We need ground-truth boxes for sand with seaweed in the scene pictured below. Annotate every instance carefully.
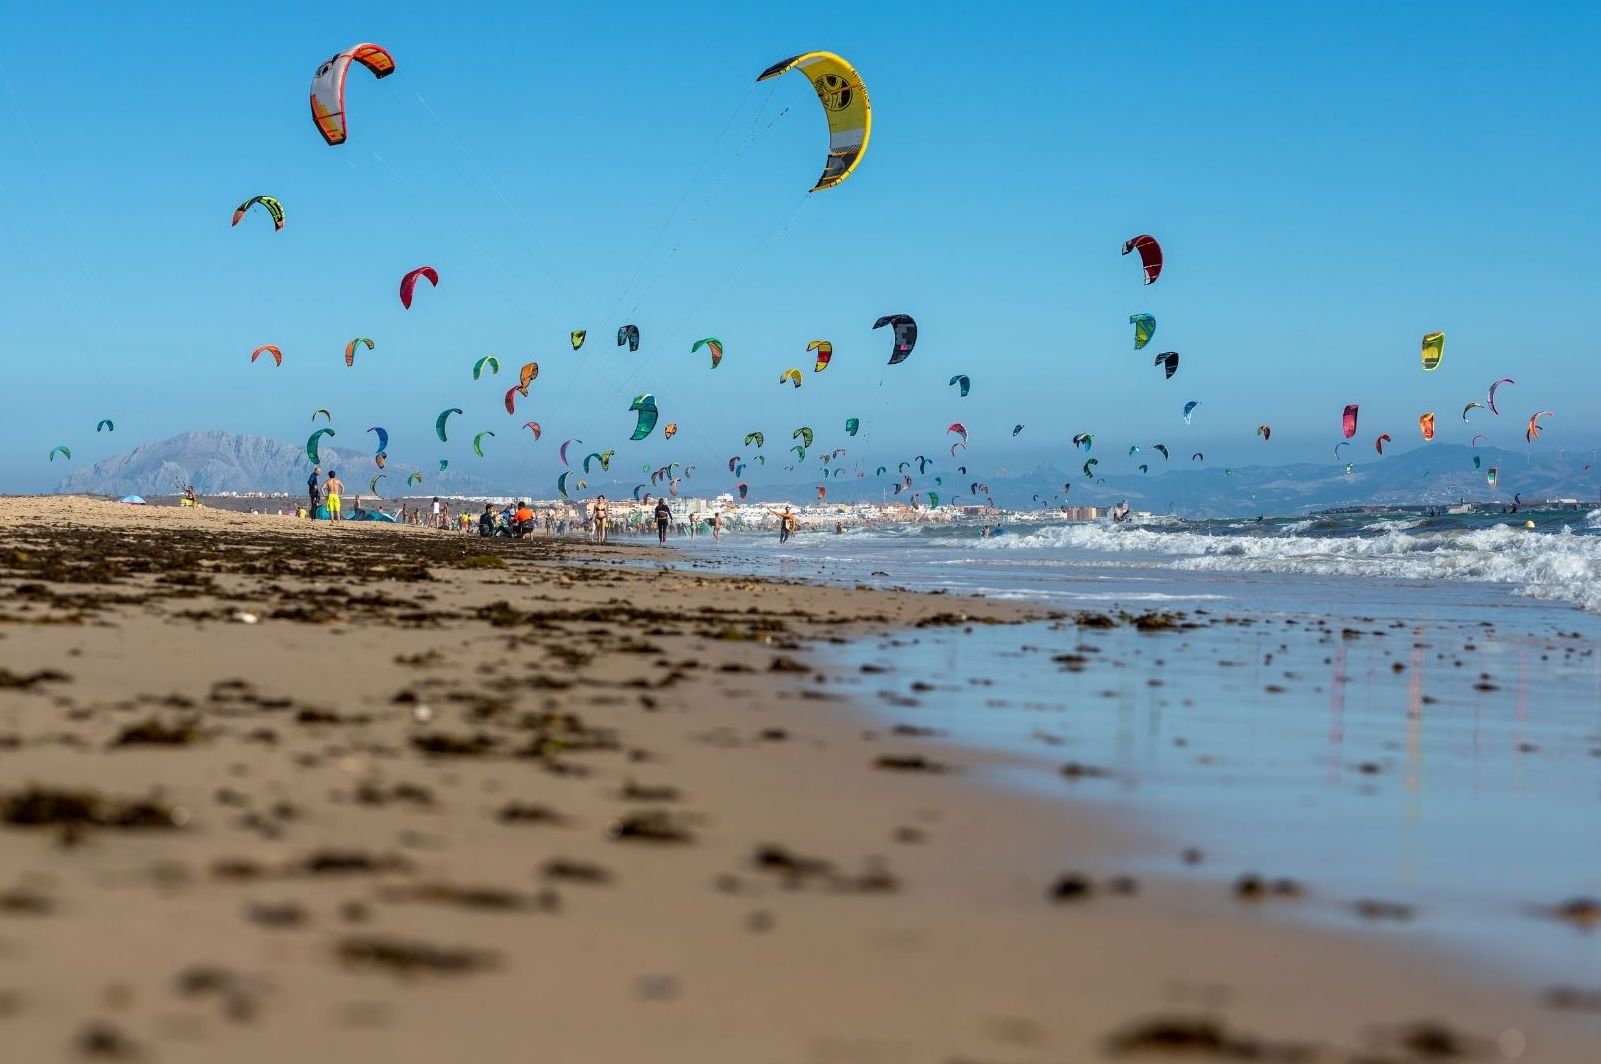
[0,498,1593,1062]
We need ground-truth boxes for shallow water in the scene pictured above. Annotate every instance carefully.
[655,515,1601,984]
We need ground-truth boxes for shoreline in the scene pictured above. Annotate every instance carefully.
[0,498,1594,1062]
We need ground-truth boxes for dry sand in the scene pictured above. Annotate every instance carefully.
[0,497,1593,1062]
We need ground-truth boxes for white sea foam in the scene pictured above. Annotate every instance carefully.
[972,521,1601,614]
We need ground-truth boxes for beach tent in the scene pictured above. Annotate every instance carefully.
[118,495,147,505]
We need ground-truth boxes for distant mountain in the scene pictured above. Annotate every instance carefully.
[56,430,491,498]
[753,444,1601,516]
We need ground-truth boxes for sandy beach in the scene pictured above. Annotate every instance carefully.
[0,497,1595,1063]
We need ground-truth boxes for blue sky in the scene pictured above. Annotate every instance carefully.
[1,1,1597,496]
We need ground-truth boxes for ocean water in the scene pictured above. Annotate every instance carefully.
[665,511,1601,983]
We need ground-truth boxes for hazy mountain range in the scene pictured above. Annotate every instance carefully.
[55,431,489,499]
[52,433,1598,517]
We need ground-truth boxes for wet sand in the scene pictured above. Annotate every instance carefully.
[0,497,1595,1062]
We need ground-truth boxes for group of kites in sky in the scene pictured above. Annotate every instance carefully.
[46,43,1554,509]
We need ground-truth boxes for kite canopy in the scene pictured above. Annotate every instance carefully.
[1488,377,1514,415]
[503,387,520,415]
[1130,313,1156,350]
[399,266,438,308]
[744,431,765,448]
[309,44,395,146]
[873,314,917,364]
[949,374,971,397]
[570,329,587,350]
[779,368,803,388]
[1183,401,1200,424]
[845,417,859,436]
[1012,425,1024,436]
[522,421,542,441]
[1153,351,1179,379]
[1526,410,1553,442]
[48,445,71,462]
[1122,234,1163,284]
[516,362,538,395]
[792,426,814,448]
[1256,424,1272,442]
[756,51,871,192]
[808,339,833,372]
[472,355,500,380]
[617,324,640,351]
[472,430,495,457]
[692,337,724,368]
[306,428,334,465]
[1072,433,1093,452]
[343,337,373,366]
[1461,401,1484,422]
[1421,331,1445,371]
[1342,404,1359,439]
[435,407,462,442]
[629,393,659,440]
[1419,412,1436,441]
[96,419,114,433]
[367,426,389,453]
[252,344,283,366]
[1375,433,1392,455]
[232,195,284,230]
[947,422,968,445]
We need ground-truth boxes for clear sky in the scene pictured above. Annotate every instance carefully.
[1,2,1597,496]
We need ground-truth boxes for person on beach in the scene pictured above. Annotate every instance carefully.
[592,495,609,544]
[654,498,672,545]
[307,467,321,515]
[430,497,442,529]
[479,503,496,537]
[514,500,533,538]
[325,470,345,521]
[711,511,722,542]
[769,506,797,544]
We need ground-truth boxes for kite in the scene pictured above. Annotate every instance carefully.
[1470,434,1487,449]
[438,459,448,471]
[693,337,724,368]
[1342,404,1359,439]
[1072,432,1093,452]
[48,445,70,461]
[1191,452,1203,462]
[557,471,574,498]
[808,339,833,372]
[1128,445,1140,457]
[399,266,438,309]
[1153,351,1179,379]
[1462,401,1484,421]
[311,408,331,423]
[727,456,740,473]
[503,386,520,415]
[1183,401,1200,424]
[583,452,611,475]
[251,344,283,367]
[1419,412,1435,441]
[845,417,859,436]
[1122,234,1163,284]
[343,337,373,367]
[779,368,803,388]
[1257,424,1271,442]
[663,422,679,440]
[949,374,971,397]
[1082,458,1099,479]
[367,426,388,454]
[1334,441,1350,460]
[793,426,814,448]
[1486,466,1499,488]
[472,430,495,457]
[1421,331,1445,371]
[1012,425,1024,436]
[791,445,806,461]
[374,453,385,469]
[1473,455,1482,470]
[1526,410,1553,442]
[559,439,581,466]
[629,393,659,440]
[1152,444,1170,460]
[407,472,423,487]
[1130,313,1156,350]
[231,195,284,231]
[617,324,640,351]
[873,314,917,364]
[1375,433,1392,455]
[523,421,541,441]
[368,473,386,495]
[517,361,538,394]
[435,407,462,443]
[816,485,826,501]
[736,482,749,499]
[947,422,968,445]
[1488,378,1514,415]
[755,51,871,191]
[309,43,395,146]
[571,329,586,350]
[96,420,114,433]
[472,355,500,379]
[306,428,334,465]
[744,431,765,448]
[1138,465,1148,474]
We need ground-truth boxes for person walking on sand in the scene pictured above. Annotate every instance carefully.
[654,498,672,546]
[711,510,722,542]
[431,497,442,529]
[307,466,322,515]
[324,470,345,521]
[592,495,609,544]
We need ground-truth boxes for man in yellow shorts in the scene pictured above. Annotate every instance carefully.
[325,470,345,521]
